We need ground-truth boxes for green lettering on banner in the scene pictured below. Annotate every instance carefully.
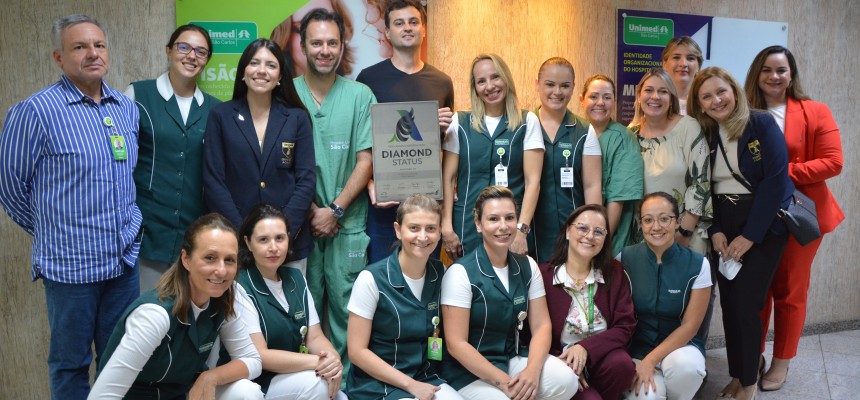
[190,21,258,54]
[623,16,674,46]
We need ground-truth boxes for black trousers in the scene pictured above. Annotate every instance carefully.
[713,194,788,386]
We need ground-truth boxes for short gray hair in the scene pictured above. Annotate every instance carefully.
[51,14,107,51]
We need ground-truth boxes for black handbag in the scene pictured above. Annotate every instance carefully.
[715,138,821,246]
[778,190,821,246]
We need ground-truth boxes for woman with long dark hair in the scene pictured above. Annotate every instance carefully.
[744,45,844,392]
[541,204,636,399]
[233,205,345,399]
[126,24,220,291]
[203,38,316,274]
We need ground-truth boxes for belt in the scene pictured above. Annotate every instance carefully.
[716,193,754,204]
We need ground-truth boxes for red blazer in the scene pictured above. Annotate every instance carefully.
[540,260,636,368]
[784,98,844,234]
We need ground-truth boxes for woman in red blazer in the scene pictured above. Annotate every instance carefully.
[540,204,636,399]
[744,45,844,391]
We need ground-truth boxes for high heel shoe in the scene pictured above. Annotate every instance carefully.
[759,366,788,391]
[760,357,790,391]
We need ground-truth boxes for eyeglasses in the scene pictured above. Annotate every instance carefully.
[640,215,676,227]
[572,223,607,240]
[174,42,210,58]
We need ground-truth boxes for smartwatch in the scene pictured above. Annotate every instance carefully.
[329,203,345,219]
[678,226,694,238]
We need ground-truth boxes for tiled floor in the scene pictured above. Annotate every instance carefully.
[695,329,860,399]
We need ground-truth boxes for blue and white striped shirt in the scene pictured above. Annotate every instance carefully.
[0,75,142,284]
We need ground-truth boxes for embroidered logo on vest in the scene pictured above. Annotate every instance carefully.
[428,301,438,310]
[513,295,526,305]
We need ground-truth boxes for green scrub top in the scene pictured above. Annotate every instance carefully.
[598,121,644,256]
[293,75,375,233]
[451,110,529,256]
[346,248,446,399]
[531,110,591,262]
[441,246,532,390]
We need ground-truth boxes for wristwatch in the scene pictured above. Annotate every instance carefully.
[516,223,531,235]
[329,203,345,219]
[678,226,694,238]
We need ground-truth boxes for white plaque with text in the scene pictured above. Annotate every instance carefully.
[371,101,442,202]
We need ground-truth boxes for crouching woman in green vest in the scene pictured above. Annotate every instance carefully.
[91,213,264,399]
[618,192,712,400]
[233,204,346,399]
[441,186,578,400]
[346,195,463,400]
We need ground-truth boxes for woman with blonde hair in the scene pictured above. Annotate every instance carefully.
[744,45,844,392]
[442,54,544,260]
[661,36,704,113]
[688,66,794,400]
[530,57,602,263]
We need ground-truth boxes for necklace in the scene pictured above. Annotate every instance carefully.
[309,90,324,107]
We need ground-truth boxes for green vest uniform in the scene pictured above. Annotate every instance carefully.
[531,110,590,262]
[97,290,225,399]
[132,79,220,264]
[236,266,309,393]
[452,111,530,255]
[346,249,446,399]
[622,242,705,359]
[442,246,533,390]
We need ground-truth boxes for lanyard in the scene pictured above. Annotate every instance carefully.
[568,283,596,333]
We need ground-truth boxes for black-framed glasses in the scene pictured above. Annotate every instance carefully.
[572,223,607,240]
[640,215,676,227]
[174,42,210,58]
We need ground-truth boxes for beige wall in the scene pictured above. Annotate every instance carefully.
[1,0,857,397]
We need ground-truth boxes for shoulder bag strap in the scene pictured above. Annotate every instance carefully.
[715,137,754,192]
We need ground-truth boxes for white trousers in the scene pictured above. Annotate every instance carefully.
[285,257,308,277]
[624,345,706,400]
[396,383,463,399]
[459,355,577,400]
[138,257,170,292]
[265,370,348,399]
[216,379,265,399]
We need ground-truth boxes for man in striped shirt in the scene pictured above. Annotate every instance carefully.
[0,14,141,400]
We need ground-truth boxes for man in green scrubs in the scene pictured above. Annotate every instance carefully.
[293,9,375,376]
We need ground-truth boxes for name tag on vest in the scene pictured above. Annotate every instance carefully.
[198,342,214,353]
[294,310,306,320]
[428,301,438,310]
[513,296,526,305]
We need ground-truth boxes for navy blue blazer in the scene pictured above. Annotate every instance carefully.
[708,111,794,243]
[203,98,316,260]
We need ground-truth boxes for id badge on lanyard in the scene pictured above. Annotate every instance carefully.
[104,116,127,161]
[495,147,508,187]
[427,316,443,361]
[560,149,573,188]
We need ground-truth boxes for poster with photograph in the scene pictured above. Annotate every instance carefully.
[616,9,787,125]
[176,0,428,100]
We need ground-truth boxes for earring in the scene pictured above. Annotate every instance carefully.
[566,235,569,240]
[277,81,281,86]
